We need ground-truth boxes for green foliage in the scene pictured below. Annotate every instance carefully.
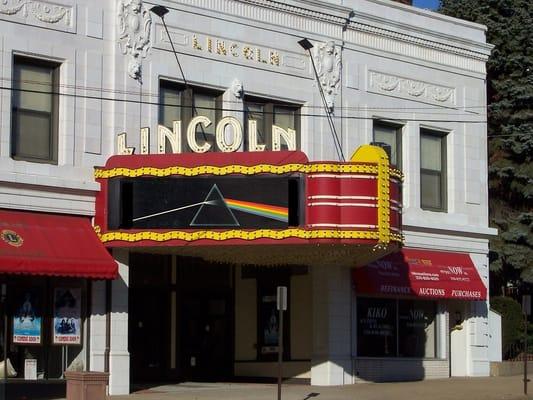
[491,296,524,350]
[440,0,533,291]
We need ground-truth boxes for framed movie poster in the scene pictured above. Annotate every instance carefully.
[52,288,82,345]
[260,294,279,355]
[13,288,42,344]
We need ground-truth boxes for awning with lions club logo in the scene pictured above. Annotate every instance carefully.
[0,209,117,279]
[353,248,487,300]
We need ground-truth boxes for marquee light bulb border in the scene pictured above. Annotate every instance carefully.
[94,145,403,246]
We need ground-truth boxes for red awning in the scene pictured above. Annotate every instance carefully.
[0,210,117,279]
[353,248,487,300]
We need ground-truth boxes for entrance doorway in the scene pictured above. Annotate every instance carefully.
[130,287,169,381]
[129,253,233,384]
[181,295,231,380]
[178,258,233,381]
[129,254,172,382]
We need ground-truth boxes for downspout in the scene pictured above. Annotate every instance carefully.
[86,280,92,371]
[104,279,112,374]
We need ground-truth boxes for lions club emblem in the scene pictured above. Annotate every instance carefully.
[1,230,23,247]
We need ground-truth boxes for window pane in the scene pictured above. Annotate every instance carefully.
[398,300,437,358]
[12,58,57,163]
[373,123,400,167]
[193,93,216,146]
[14,110,51,160]
[159,86,181,129]
[421,170,442,209]
[274,106,295,130]
[420,130,446,210]
[420,134,442,171]
[274,107,296,151]
[14,63,53,112]
[246,103,266,143]
[10,286,46,379]
[357,298,397,357]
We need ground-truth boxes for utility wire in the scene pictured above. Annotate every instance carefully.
[6,85,527,138]
[2,85,492,124]
[488,134,533,138]
[2,76,491,112]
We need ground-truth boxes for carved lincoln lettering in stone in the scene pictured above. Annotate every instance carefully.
[314,41,341,112]
[118,0,152,82]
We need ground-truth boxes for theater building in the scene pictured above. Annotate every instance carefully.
[0,0,495,395]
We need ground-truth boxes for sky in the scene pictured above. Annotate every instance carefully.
[412,0,440,10]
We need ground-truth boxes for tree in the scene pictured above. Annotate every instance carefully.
[491,296,523,356]
[439,0,533,294]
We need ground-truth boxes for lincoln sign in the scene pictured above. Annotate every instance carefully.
[116,117,297,155]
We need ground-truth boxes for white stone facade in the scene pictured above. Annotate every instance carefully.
[0,0,494,394]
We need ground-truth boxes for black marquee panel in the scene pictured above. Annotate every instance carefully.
[108,176,302,230]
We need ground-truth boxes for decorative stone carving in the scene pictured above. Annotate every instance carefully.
[430,86,454,103]
[28,1,69,23]
[118,0,152,83]
[372,73,400,92]
[0,1,71,26]
[230,79,244,99]
[314,41,341,112]
[0,1,26,16]
[369,71,456,106]
[405,80,426,97]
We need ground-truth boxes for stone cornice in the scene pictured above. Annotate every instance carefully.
[234,0,350,25]
[368,0,488,32]
[167,0,346,40]
[348,11,492,60]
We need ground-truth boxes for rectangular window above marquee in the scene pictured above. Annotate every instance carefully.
[159,81,222,153]
[244,97,301,152]
[131,80,302,155]
[373,120,402,170]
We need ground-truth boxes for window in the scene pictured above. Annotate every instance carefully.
[244,98,300,151]
[11,56,59,163]
[357,297,397,357]
[0,276,86,380]
[398,300,436,358]
[159,83,182,134]
[373,121,402,168]
[420,129,447,211]
[159,81,222,153]
[357,298,437,358]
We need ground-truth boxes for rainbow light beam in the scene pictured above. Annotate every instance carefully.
[224,198,288,223]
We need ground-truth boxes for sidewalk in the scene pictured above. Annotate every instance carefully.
[108,376,533,400]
